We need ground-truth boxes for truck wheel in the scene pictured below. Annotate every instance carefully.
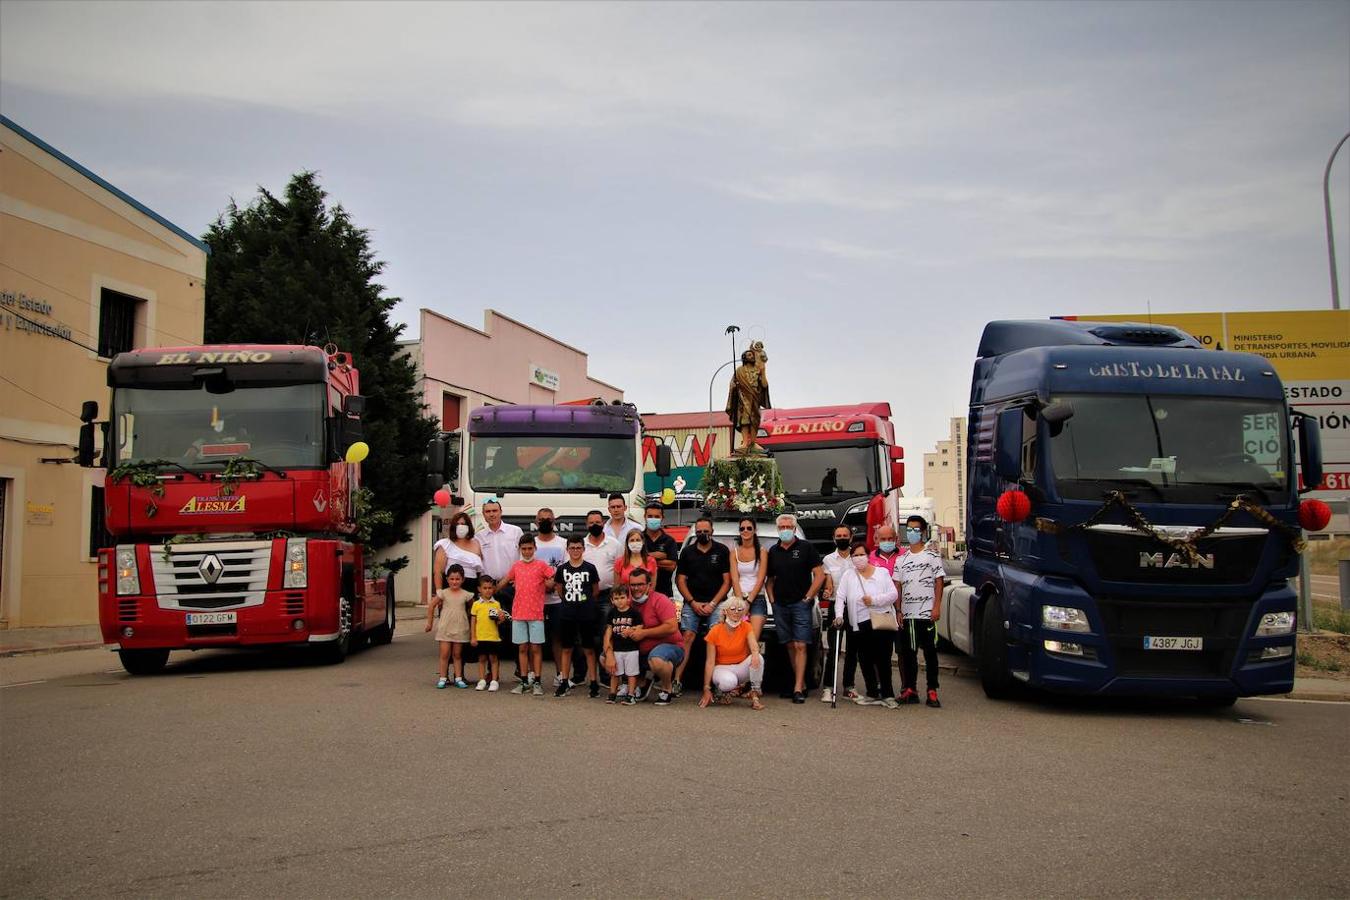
[370,596,395,646]
[118,648,169,675]
[978,595,1017,700]
[317,596,353,665]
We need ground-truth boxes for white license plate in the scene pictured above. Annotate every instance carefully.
[186,611,237,625]
[1143,635,1203,651]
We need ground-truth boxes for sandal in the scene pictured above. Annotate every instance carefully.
[749,693,765,711]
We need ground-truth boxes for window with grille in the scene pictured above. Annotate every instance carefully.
[98,288,142,358]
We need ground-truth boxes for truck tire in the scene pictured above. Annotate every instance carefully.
[118,648,169,675]
[369,577,394,647]
[316,595,353,665]
[978,594,1017,700]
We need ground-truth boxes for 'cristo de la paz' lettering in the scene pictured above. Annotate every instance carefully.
[1089,361,1246,382]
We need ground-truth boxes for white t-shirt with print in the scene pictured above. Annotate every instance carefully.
[892,548,944,620]
[533,535,568,604]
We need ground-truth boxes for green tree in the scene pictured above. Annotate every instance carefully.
[203,172,436,570]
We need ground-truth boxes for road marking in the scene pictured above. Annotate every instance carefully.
[0,680,47,689]
[1246,696,1350,706]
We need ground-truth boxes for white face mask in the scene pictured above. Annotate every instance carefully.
[851,556,868,570]
[628,542,643,553]
[724,612,745,627]
[455,524,470,539]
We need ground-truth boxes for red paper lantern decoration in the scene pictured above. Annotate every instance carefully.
[433,489,451,508]
[996,489,1031,523]
[1298,499,1331,532]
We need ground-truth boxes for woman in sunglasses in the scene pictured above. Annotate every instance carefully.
[731,517,770,641]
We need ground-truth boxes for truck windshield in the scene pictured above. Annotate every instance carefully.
[469,435,635,494]
[114,384,326,469]
[773,445,878,501]
[1048,394,1289,504]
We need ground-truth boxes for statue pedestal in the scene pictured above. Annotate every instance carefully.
[701,457,787,519]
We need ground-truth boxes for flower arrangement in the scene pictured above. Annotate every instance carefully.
[701,457,786,515]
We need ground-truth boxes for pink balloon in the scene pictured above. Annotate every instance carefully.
[433,489,451,507]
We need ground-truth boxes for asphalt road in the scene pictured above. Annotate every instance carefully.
[2,628,1347,899]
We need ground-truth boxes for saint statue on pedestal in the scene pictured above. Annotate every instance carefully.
[726,340,770,456]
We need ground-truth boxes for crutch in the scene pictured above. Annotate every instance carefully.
[831,618,844,709]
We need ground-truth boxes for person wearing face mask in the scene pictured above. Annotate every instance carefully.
[673,516,733,696]
[434,511,485,597]
[868,524,903,577]
[640,504,680,597]
[615,532,658,589]
[833,538,900,706]
[623,568,683,704]
[764,513,824,703]
[893,515,945,707]
[582,509,621,673]
[531,508,570,690]
[819,525,858,703]
[697,598,765,711]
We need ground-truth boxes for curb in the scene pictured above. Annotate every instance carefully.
[1282,689,1350,702]
[0,641,106,659]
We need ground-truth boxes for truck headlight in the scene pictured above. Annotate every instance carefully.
[845,502,868,518]
[1254,611,1295,637]
[116,545,140,596]
[1044,639,1085,657]
[1042,605,1091,633]
[284,538,308,589]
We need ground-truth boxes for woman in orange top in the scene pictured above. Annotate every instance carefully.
[697,597,765,710]
[614,533,658,588]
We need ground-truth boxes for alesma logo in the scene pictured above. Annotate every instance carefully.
[1139,551,1214,570]
[179,495,247,514]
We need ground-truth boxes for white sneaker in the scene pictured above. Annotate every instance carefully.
[475,679,487,691]
[488,680,500,692]
[616,685,630,698]
[820,688,833,703]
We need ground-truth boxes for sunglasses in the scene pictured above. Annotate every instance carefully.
[738,526,755,532]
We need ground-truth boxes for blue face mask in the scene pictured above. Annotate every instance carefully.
[905,528,924,544]
[879,540,897,553]
[778,529,795,543]
[646,517,662,531]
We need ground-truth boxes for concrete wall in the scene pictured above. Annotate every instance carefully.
[0,120,206,627]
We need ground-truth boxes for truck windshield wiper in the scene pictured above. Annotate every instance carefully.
[199,457,288,479]
[147,459,206,481]
[1211,483,1271,504]
[1088,477,1166,501]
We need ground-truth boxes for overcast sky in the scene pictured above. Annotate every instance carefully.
[3,0,1347,494]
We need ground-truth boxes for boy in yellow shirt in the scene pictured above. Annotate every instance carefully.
[470,578,507,691]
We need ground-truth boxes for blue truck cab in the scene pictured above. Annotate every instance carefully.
[959,319,1324,702]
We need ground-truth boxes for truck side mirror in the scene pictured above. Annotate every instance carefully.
[427,436,447,477]
[995,408,1023,482]
[654,444,672,477]
[80,400,99,423]
[342,395,366,417]
[78,422,97,467]
[1039,399,1074,436]
[889,446,904,489]
[1296,414,1323,493]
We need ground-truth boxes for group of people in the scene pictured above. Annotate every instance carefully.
[426,493,946,710]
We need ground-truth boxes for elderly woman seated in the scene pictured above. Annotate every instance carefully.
[697,597,766,711]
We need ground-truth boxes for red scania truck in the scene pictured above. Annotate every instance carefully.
[77,344,394,674]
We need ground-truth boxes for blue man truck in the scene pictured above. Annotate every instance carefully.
[937,319,1326,703]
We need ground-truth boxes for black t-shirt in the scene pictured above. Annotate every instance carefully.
[677,541,731,604]
[606,604,641,652]
[766,539,822,605]
[642,530,681,596]
[557,561,600,621]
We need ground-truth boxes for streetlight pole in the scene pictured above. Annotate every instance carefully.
[1323,131,1350,310]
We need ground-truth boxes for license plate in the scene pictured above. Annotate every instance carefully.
[1143,635,1203,651]
[186,611,237,625]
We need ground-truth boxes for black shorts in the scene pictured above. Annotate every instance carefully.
[558,617,598,648]
[473,639,501,657]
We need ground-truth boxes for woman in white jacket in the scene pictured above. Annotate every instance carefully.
[832,539,900,707]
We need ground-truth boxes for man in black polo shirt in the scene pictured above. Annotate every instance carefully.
[673,516,732,695]
[641,503,680,597]
[766,512,824,703]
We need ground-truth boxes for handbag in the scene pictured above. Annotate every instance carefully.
[852,569,897,631]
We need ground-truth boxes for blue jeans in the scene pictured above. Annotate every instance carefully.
[775,601,812,644]
[679,599,725,634]
[643,643,685,671]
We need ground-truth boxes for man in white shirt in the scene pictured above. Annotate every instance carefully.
[582,508,621,676]
[892,515,945,708]
[475,499,522,585]
[820,524,857,703]
[603,492,641,545]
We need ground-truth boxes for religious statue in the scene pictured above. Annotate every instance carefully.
[725,340,770,456]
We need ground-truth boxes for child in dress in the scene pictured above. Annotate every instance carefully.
[469,578,506,691]
[427,564,473,688]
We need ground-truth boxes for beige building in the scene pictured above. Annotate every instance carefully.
[922,416,967,543]
[0,116,208,628]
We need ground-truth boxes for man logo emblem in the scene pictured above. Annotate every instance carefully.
[198,554,224,584]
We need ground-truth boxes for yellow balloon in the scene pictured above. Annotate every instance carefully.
[660,488,676,506]
[345,441,370,464]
